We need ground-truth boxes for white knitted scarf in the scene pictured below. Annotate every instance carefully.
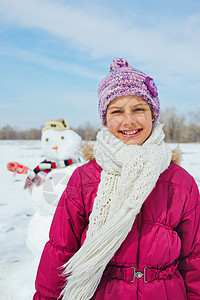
[61,122,172,300]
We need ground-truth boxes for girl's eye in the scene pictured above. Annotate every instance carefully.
[61,136,64,140]
[111,110,122,114]
[134,108,144,112]
[46,138,49,142]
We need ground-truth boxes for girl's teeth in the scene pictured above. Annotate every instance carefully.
[122,130,139,135]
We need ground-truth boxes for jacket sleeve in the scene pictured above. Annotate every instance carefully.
[177,178,200,300]
[33,168,88,299]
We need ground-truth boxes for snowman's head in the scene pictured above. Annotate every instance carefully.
[41,118,82,161]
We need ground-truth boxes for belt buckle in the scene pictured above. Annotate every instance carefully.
[130,267,148,283]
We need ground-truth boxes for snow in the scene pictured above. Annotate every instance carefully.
[0,140,200,299]
[0,140,42,300]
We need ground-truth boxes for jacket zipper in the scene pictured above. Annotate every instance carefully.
[136,208,143,296]
[136,209,142,265]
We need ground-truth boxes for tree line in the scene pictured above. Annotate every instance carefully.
[1,108,200,142]
[0,122,99,141]
[159,108,200,143]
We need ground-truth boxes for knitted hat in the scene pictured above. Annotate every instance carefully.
[98,58,160,124]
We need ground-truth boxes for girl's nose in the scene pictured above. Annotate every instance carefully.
[123,113,136,126]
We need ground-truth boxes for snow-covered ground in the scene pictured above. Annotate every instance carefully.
[0,140,200,300]
[0,140,42,300]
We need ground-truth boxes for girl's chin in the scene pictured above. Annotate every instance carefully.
[123,139,141,146]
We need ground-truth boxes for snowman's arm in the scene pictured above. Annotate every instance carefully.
[33,168,87,300]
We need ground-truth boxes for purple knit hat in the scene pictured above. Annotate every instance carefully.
[98,58,160,124]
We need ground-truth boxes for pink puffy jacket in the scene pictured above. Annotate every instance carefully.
[33,160,200,300]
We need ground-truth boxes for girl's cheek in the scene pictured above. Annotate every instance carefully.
[110,119,120,128]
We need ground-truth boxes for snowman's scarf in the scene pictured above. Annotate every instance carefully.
[24,158,80,190]
[61,122,172,300]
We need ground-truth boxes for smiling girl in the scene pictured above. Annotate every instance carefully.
[33,58,200,300]
[106,95,154,145]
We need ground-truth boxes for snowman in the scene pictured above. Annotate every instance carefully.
[25,118,84,257]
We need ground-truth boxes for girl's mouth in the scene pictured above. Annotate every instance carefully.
[120,129,142,137]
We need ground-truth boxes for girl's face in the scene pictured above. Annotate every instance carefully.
[105,95,154,146]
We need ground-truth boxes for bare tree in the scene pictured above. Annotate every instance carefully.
[159,108,186,142]
[73,122,99,140]
[187,111,200,142]
[0,126,41,140]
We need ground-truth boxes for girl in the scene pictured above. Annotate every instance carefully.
[33,58,200,300]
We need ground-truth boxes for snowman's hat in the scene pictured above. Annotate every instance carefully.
[42,118,70,133]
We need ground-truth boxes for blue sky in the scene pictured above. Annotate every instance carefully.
[0,0,200,130]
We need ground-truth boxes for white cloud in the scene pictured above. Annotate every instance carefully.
[0,46,103,80]
[0,0,199,76]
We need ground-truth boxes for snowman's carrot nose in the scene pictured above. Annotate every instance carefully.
[52,146,58,150]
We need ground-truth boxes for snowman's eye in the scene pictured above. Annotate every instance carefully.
[46,138,49,142]
[61,136,64,140]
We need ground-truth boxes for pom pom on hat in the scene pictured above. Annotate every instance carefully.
[98,58,160,124]
[109,58,131,72]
